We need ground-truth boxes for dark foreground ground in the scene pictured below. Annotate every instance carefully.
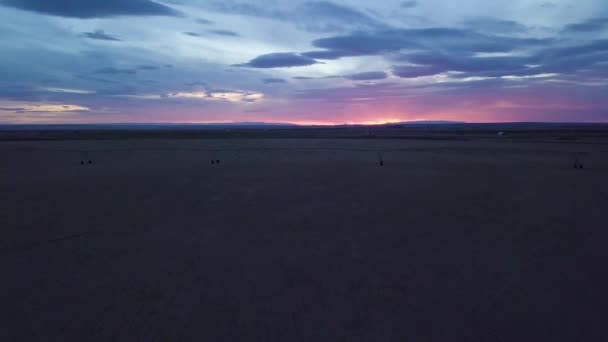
[2,137,608,341]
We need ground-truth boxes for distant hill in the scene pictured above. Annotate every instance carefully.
[393,120,467,125]
[0,122,298,130]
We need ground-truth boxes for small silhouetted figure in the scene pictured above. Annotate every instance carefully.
[80,151,93,165]
[211,160,215,165]
[216,159,220,164]
[378,152,384,166]
[573,157,584,169]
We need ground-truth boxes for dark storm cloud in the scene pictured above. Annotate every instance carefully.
[345,71,388,81]
[208,29,240,37]
[95,67,138,75]
[462,18,527,34]
[81,30,121,41]
[262,78,287,84]
[563,17,608,33]
[235,53,319,68]
[400,1,418,8]
[0,0,179,18]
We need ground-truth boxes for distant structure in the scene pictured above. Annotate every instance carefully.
[80,151,93,165]
[378,152,384,166]
[573,155,584,169]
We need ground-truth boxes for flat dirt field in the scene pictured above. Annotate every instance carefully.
[2,138,608,341]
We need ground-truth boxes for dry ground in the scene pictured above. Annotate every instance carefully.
[1,138,608,341]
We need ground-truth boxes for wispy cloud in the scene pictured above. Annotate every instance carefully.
[81,30,122,41]
[0,101,90,113]
[94,67,138,75]
[262,78,287,84]
[208,29,240,37]
[39,87,95,94]
[167,90,264,102]
[400,1,418,8]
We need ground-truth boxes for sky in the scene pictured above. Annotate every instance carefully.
[0,0,607,124]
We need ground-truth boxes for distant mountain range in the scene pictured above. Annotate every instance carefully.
[1,121,607,131]
[0,122,299,130]
[386,120,467,125]
[0,121,459,130]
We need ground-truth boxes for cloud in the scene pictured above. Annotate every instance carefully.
[311,30,419,56]
[0,0,179,18]
[389,37,608,80]
[81,30,121,41]
[392,65,449,78]
[301,50,362,60]
[400,1,418,8]
[538,39,608,61]
[262,78,287,84]
[95,67,138,74]
[185,30,240,37]
[235,53,319,68]
[0,103,90,113]
[462,18,527,34]
[138,65,159,70]
[166,90,264,103]
[293,1,385,32]
[196,18,214,25]
[563,17,608,33]
[345,71,388,81]
[305,28,540,59]
[208,29,240,37]
[540,2,557,9]
[39,87,95,94]
[207,0,384,33]
[394,52,542,78]
[208,1,285,18]
[307,28,546,61]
